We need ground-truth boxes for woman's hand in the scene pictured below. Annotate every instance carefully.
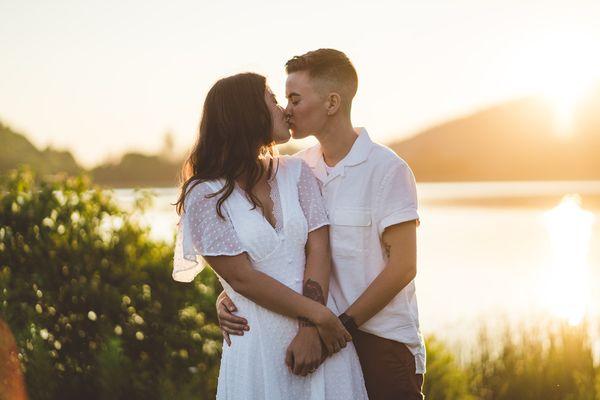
[313,307,352,355]
[285,327,324,376]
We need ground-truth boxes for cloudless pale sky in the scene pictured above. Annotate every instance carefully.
[1,0,599,167]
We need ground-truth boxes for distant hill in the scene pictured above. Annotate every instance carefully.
[0,122,82,176]
[390,87,600,182]
[2,86,599,185]
[0,121,184,187]
[90,153,182,188]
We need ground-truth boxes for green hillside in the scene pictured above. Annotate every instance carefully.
[0,122,82,176]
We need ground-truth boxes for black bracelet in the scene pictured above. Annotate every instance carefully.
[338,313,359,337]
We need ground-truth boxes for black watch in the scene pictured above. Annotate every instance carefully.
[338,313,359,337]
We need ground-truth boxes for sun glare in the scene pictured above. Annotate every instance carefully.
[539,195,596,325]
[532,31,600,137]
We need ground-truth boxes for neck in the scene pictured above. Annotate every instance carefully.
[237,157,272,188]
[315,116,358,167]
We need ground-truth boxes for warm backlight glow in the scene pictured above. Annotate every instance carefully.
[539,195,595,325]
[542,77,594,138]
[534,31,600,137]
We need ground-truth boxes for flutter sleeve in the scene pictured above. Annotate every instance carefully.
[172,182,246,282]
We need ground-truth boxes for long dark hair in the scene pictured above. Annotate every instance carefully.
[175,72,276,218]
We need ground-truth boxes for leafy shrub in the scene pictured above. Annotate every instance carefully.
[0,168,222,400]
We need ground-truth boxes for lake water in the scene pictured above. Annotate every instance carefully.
[113,181,600,351]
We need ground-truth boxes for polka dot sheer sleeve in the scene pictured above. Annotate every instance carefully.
[297,160,329,232]
[172,182,246,282]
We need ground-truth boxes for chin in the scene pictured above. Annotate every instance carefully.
[274,131,291,144]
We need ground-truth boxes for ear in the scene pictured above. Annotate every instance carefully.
[326,92,342,116]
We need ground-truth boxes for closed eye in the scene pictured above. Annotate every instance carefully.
[287,93,301,105]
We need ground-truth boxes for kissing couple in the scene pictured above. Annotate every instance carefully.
[173,48,425,400]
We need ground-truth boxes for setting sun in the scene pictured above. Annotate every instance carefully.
[533,30,600,137]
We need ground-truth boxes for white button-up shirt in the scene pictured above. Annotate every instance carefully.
[295,127,426,373]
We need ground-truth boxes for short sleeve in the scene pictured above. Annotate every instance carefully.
[297,160,329,232]
[172,182,246,282]
[375,161,420,236]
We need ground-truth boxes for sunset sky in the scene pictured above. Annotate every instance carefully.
[1,0,599,167]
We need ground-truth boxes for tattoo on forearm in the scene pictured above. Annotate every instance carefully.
[384,242,391,258]
[303,279,325,305]
[297,279,325,327]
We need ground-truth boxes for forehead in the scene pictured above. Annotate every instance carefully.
[285,71,315,95]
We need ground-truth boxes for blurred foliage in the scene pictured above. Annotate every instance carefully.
[423,321,599,400]
[1,166,599,399]
[467,321,599,400]
[424,336,475,400]
[0,167,222,399]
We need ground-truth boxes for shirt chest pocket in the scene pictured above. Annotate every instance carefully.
[330,208,371,257]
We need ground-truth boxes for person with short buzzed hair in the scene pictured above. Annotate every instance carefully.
[218,49,426,400]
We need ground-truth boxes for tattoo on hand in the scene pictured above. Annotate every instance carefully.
[297,279,325,327]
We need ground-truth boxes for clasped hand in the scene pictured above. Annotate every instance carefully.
[217,292,351,376]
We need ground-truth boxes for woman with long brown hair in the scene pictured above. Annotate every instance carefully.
[172,72,366,399]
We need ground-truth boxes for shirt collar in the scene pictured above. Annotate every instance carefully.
[305,127,372,167]
[304,127,373,183]
[337,127,373,168]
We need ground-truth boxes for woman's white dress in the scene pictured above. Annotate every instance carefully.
[173,156,367,400]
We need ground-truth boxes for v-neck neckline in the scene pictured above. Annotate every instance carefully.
[234,166,283,235]
[258,177,278,231]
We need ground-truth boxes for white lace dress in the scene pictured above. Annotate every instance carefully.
[173,156,367,400]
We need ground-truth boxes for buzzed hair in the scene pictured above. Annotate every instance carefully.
[285,48,358,109]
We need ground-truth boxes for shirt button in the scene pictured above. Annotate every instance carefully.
[287,258,293,264]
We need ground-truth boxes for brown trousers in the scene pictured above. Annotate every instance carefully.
[352,330,424,400]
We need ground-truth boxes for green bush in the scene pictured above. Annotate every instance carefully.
[0,167,222,400]
[423,335,475,400]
